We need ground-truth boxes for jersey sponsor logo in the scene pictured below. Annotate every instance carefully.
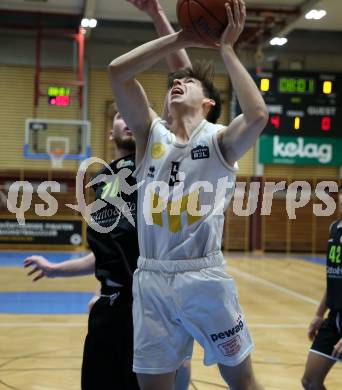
[91,201,136,224]
[116,159,134,169]
[151,191,203,233]
[169,162,180,186]
[327,266,342,278]
[147,166,155,179]
[210,317,244,343]
[151,142,166,160]
[67,158,140,233]
[218,335,242,357]
[101,178,120,200]
[191,144,210,160]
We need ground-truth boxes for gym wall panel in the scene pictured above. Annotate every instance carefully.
[213,75,229,125]
[88,68,113,165]
[0,65,81,171]
[237,147,255,176]
[139,71,169,117]
[0,66,33,170]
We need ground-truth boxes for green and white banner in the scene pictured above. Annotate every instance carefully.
[259,135,342,166]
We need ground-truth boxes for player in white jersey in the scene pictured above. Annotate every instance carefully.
[109,1,268,389]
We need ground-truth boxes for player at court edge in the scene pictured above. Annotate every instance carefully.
[302,188,342,390]
[23,0,192,389]
[109,0,268,389]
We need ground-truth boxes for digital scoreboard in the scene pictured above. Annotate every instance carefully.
[48,86,71,107]
[254,71,341,138]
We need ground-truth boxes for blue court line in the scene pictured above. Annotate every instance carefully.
[298,255,326,265]
[0,251,89,267]
[0,291,93,314]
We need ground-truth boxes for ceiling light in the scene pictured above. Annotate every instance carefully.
[305,9,327,20]
[81,18,97,29]
[270,37,288,46]
[89,19,98,28]
[81,18,90,28]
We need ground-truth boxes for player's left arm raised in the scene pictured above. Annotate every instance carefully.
[217,0,268,167]
[126,0,191,72]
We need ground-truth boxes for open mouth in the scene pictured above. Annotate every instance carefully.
[124,127,133,135]
[171,87,184,96]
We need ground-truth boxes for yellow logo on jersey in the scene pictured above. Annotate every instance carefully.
[151,190,203,233]
[101,177,120,200]
[151,142,166,160]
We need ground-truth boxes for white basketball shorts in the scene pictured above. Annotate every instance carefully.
[132,252,254,374]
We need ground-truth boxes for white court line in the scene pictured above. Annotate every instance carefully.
[0,322,307,329]
[228,266,319,306]
[250,324,307,329]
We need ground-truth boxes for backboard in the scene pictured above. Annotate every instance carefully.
[23,118,91,166]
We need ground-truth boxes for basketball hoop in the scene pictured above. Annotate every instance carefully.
[49,148,66,168]
[46,136,70,169]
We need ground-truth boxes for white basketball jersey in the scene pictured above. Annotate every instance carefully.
[134,117,237,260]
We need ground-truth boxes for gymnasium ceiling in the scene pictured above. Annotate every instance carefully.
[0,0,341,50]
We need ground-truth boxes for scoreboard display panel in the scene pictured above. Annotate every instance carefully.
[253,71,341,138]
[48,86,71,107]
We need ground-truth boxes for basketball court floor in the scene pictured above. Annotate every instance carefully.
[1,250,341,390]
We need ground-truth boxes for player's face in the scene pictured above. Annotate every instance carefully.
[168,77,207,114]
[109,113,135,150]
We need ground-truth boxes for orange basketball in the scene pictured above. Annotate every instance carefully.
[176,0,233,46]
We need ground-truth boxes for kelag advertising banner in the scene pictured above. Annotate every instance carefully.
[0,219,83,245]
[258,135,342,166]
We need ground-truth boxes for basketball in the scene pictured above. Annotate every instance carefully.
[176,0,233,45]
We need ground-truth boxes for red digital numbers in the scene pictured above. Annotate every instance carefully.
[49,96,70,107]
[270,115,280,129]
[321,116,331,132]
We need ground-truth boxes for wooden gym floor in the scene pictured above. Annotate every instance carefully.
[0,251,341,390]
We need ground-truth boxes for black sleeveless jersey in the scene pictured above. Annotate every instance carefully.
[86,154,139,296]
[326,219,342,311]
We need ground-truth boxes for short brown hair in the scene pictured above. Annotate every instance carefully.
[167,60,222,124]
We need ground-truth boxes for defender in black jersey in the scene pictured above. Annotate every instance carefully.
[82,152,139,390]
[24,112,140,389]
[302,214,342,389]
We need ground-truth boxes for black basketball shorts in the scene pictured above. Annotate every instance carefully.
[311,310,342,361]
[81,295,140,390]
